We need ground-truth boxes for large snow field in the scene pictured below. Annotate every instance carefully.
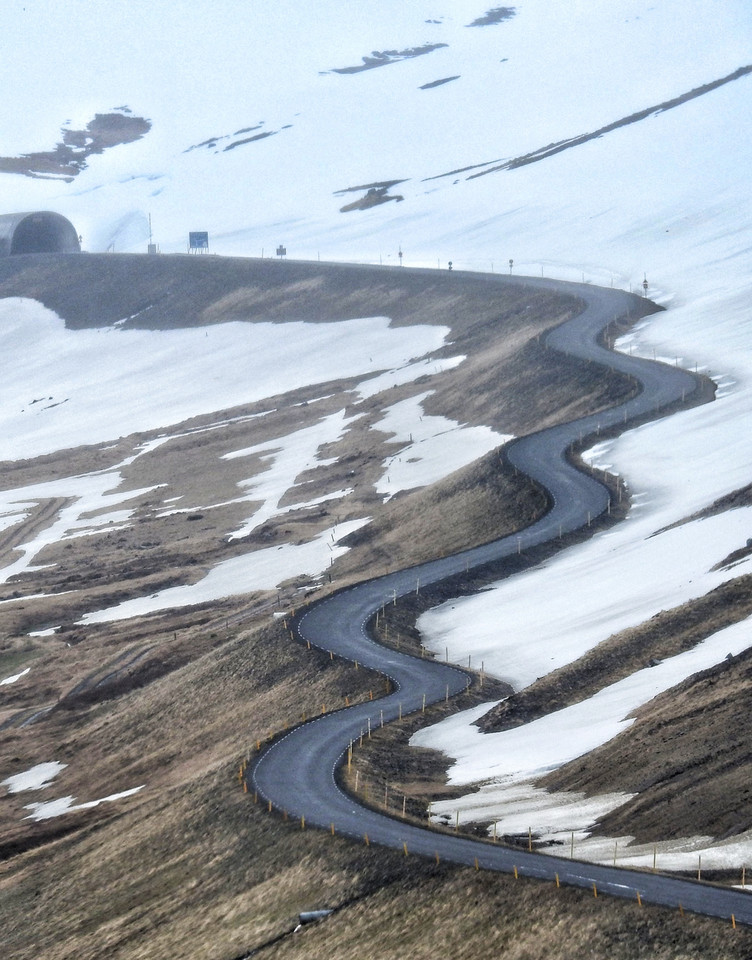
[0,299,449,461]
[417,613,752,870]
[0,300,504,615]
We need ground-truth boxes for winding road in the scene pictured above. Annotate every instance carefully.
[250,272,752,924]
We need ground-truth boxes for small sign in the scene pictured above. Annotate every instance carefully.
[276,244,287,258]
[189,231,209,252]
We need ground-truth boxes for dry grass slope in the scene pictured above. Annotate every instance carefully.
[0,255,744,957]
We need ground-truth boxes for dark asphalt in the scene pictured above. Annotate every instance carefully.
[249,272,750,925]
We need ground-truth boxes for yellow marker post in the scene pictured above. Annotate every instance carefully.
[513,866,518,880]
[732,914,736,929]
[474,857,479,871]
[403,842,409,856]
[636,891,642,907]
[301,815,305,829]
[364,833,370,846]
[330,823,335,836]
[555,873,560,888]
[593,883,598,899]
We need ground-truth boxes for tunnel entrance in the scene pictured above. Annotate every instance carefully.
[10,213,80,254]
[0,212,81,256]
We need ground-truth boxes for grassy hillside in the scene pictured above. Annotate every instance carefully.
[0,254,744,958]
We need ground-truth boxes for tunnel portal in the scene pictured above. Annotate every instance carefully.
[0,212,80,256]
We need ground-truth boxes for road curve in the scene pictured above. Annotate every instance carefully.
[250,272,751,924]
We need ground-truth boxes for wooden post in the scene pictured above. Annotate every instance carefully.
[402,795,406,818]
[301,815,305,829]
[555,873,560,888]
[698,854,702,881]
[570,832,574,859]
[528,827,532,852]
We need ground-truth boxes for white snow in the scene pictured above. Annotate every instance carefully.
[224,408,360,540]
[374,392,511,500]
[0,302,449,462]
[0,666,30,685]
[79,518,369,623]
[2,762,67,793]
[419,507,752,689]
[23,786,144,821]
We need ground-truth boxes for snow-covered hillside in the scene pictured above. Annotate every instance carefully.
[2,0,752,865]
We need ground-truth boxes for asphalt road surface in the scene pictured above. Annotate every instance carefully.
[250,272,752,924]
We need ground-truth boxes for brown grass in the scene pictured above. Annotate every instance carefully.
[0,254,743,956]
